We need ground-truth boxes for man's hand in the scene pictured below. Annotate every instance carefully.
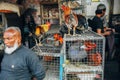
[29,33,32,36]
[104,31,111,35]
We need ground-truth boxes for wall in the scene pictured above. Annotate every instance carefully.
[86,0,109,17]
[113,0,120,14]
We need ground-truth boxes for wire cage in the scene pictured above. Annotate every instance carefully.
[31,32,63,80]
[62,31,105,80]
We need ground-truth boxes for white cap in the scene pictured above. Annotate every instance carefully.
[97,4,106,10]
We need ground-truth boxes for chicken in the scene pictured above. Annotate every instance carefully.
[35,22,51,36]
[40,22,51,33]
[61,5,71,17]
[61,5,78,35]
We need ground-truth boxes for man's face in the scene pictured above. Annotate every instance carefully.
[3,29,21,54]
[32,11,37,16]
[3,31,17,48]
[101,10,106,17]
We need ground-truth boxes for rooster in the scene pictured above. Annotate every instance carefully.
[61,5,78,35]
[35,22,51,36]
[35,22,51,46]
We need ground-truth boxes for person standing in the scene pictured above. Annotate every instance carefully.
[21,8,39,48]
[97,4,115,60]
[97,3,115,32]
[0,27,45,80]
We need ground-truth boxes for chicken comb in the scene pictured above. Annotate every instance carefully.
[61,5,71,16]
[46,22,51,30]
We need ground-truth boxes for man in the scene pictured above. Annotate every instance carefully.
[21,8,38,48]
[97,3,115,32]
[97,4,115,60]
[97,4,107,27]
[0,27,45,80]
[92,9,111,36]
[22,8,41,48]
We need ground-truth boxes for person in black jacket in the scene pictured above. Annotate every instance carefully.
[20,8,37,48]
[90,9,115,60]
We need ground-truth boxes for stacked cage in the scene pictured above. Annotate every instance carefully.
[63,31,105,80]
[31,33,63,80]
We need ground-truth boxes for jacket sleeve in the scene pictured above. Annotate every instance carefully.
[26,51,46,80]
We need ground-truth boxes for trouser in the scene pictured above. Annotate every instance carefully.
[106,33,115,60]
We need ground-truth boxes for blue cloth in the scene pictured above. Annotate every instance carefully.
[0,45,45,80]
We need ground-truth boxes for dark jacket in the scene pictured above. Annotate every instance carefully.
[0,45,45,80]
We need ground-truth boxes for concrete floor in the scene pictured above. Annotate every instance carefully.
[104,61,119,80]
[104,55,120,80]
[104,37,120,80]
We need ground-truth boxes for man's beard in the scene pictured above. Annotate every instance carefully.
[4,42,19,54]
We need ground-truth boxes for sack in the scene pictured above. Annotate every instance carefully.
[68,44,87,60]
